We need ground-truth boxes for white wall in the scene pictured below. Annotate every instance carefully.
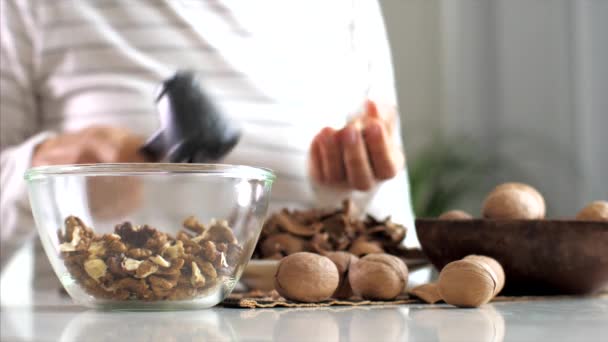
[380,0,607,216]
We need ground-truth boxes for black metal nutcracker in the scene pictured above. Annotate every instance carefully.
[140,71,241,163]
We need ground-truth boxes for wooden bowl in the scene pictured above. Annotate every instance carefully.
[416,219,608,295]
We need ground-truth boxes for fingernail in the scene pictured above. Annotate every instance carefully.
[366,122,382,137]
[344,127,358,145]
[323,131,335,144]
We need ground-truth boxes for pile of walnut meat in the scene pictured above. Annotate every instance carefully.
[254,200,410,259]
[58,215,244,301]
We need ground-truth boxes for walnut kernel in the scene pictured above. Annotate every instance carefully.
[84,259,107,282]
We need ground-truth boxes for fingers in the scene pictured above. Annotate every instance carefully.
[80,138,120,164]
[32,127,146,166]
[364,99,380,120]
[317,127,345,183]
[309,138,324,184]
[363,119,398,180]
[340,124,375,191]
[362,100,397,136]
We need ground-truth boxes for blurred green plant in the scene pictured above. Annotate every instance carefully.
[408,139,495,218]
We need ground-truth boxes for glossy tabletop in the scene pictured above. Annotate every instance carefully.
[1,290,607,342]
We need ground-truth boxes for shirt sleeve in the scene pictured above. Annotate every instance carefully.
[0,0,52,257]
[309,0,417,246]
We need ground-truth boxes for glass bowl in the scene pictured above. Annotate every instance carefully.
[25,163,275,310]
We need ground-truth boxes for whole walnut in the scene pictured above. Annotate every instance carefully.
[482,182,545,219]
[324,251,359,299]
[576,201,608,221]
[438,256,504,308]
[439,210,473,220]
[274,252,339,303]
[348,254,408,300]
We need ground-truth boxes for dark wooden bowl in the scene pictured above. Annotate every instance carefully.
[416,219,608,295]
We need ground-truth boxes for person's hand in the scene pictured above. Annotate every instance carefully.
[32,126,147,220]
[309,100,405,191]
[32,125,147,166]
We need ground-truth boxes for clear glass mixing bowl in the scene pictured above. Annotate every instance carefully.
[25,163,275,310]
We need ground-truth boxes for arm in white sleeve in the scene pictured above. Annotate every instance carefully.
[0,0,52,263]
[310,0,416,245]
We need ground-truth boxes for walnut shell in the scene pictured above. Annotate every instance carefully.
[325,251,359,299]
[482,183,545,219]
[410,283,442,304]
[274,252,339,302]
[348,254,408,300]
[463,255,505,296]
[576,201,608,221]
[261,233,307,257]
[439,210,473,220]
[438,259,498,308]
[348,238,384,257]
[409,283,441,304]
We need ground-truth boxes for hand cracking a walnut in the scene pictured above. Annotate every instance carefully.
[58,215,243,301]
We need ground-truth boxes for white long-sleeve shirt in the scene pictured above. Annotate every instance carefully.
[0,0,416,289]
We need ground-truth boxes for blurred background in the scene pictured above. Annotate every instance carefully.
[381,0,608,217]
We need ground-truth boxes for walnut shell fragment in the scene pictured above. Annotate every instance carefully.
[261,233,307,257]
[254,199,411,261]
[348,238,384,257]
[410,283,442,304]
[275,211,319,237]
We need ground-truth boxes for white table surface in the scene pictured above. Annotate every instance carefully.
[1,290,607,342]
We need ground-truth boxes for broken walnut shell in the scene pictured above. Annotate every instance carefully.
[348,253,408,300]
[348,238,384,257]
[275,211,319,237]
[274,252,339,303]
[410,283,442,304]
[261,233,307,257]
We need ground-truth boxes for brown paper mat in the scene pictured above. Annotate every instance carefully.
[223,291,417,308]
[223,290,608,309]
